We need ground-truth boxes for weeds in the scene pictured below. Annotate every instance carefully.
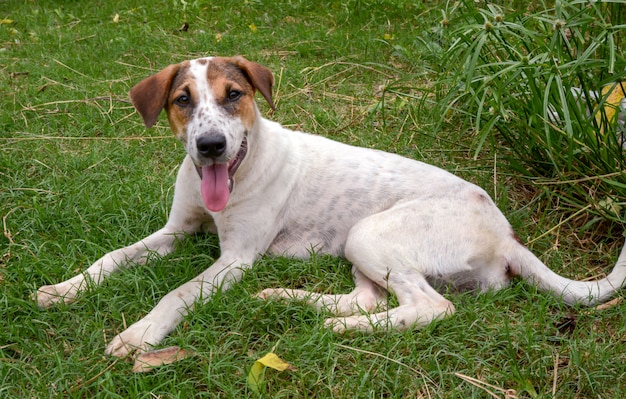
[428,0,626,227]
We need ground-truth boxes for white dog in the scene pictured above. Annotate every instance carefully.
[36,56,626,358]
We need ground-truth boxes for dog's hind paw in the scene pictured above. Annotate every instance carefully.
[324,316,376,333]
[254,288,288,300]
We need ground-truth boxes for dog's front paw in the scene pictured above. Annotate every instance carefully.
[36,284,76,308]
[105,319,167,358]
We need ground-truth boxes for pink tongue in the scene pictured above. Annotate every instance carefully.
[201,164,230,212]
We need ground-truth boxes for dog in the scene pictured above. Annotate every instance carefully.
[36,56,626,358]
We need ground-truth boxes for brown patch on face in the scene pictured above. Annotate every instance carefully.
[204,58,258,129]
[163,61,194,142]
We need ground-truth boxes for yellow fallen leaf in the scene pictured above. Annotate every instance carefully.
[247,352,295,392]
[0,19,14,25]
[113,13,119,23]
[132,346,195,373]
[249,23,258,33]
[596,83,626,133]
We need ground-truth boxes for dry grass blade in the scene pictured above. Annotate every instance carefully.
[0,134,171,143]
[552,351,559,397]
[69,359,119,393]
[454,373,518,399]
[525,204,592,246]
[20,97,130,111]
[532,171,626,186]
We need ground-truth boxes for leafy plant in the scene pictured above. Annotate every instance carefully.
[431,0,626,227]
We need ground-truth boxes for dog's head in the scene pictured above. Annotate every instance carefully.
[129,56,275,212]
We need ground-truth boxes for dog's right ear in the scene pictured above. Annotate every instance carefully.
[129,64,180,128]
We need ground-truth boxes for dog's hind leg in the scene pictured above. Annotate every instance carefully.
[257,266,388,316]
[324,202,462,332]
[324,275,454,332]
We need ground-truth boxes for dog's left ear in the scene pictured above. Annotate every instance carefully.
[129,64,181,128]
[233,57,276,111]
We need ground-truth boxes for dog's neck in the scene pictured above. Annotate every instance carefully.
[231,110,292,191]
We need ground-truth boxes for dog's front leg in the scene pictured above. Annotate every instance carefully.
[36,227,187,308]
[105,253,256,357]
[36,156,211,308]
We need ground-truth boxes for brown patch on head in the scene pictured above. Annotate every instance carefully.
[164,62,195,141]
[204,56,275,129]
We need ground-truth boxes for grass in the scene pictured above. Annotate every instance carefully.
[1,0,625,397]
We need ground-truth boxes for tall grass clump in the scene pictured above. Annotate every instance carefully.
[431,0,626,228]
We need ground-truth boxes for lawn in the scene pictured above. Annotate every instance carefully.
[1,0,625,397]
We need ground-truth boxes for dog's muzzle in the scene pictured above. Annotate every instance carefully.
[195,137,248,212]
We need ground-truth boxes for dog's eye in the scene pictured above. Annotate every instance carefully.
[175,95,190,106]
[227,90,242,102]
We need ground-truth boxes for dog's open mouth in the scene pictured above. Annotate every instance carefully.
[195,137,248,212]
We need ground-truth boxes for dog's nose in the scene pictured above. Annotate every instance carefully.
[197,136,226,158]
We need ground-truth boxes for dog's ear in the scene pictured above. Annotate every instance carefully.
[233,56,276,111]
[129,64,180,128]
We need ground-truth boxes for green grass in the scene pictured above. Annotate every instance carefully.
[1,0,625,397]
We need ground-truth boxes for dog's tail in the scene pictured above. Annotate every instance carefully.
[509,238,626,306]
